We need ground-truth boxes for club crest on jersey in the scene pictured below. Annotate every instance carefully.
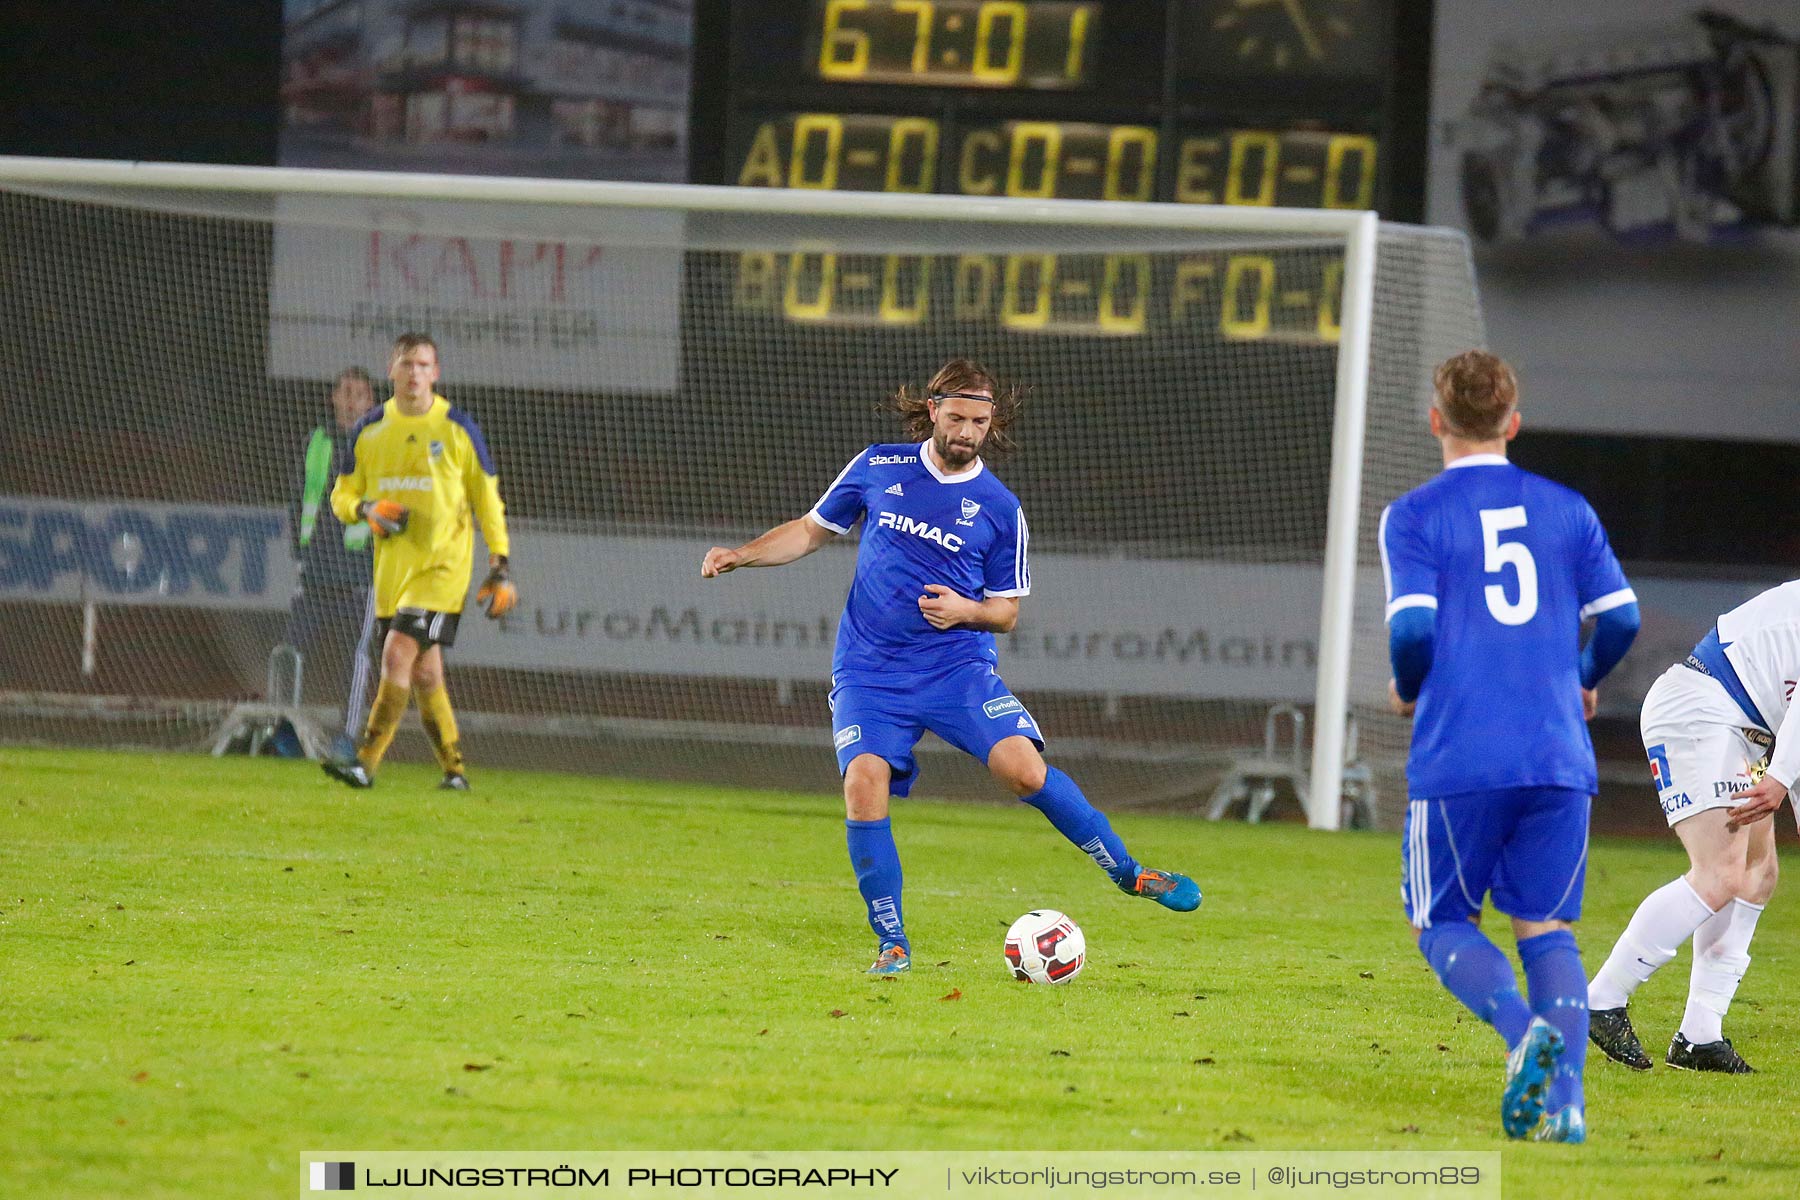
[876,510,964,552]
[1647,743,1672,791]
[957,498,981,526]
[983,696,1024,719]
[428,440,445,460]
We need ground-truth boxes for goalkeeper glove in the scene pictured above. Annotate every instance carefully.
[359,499,409,538]
[477,556,518,619]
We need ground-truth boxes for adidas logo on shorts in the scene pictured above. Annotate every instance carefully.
[885,483,904,496]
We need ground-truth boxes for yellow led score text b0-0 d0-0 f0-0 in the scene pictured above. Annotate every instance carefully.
[728,249,1346,345]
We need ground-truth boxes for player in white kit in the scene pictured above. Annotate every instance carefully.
[1586,582,1797,1073]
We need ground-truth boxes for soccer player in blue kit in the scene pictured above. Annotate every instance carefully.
[701,359,1200,976]
[1382,351,1639,1143]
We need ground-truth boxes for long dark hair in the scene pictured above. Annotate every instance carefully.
[888,358,1023,457]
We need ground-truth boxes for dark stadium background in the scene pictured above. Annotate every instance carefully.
[3,0,1795,834]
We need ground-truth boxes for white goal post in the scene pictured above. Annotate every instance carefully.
[0,156,1477,829]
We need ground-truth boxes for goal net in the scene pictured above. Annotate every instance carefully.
[0,159,1481,827]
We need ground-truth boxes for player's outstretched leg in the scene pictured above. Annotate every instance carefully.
[847,817,909,974]
[1520,929,1588,1139]
[1001,749,1199,912]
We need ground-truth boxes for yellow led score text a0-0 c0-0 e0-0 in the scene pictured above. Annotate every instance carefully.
[733,113,1379,210]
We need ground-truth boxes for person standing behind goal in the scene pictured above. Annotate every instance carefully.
[324,333,517,790]
[1383,351,1639,1143]
[286,366,379,761]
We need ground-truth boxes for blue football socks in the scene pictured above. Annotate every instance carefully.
[1419,920,1534,1049]
[1019,767,1140,885]
[1519,929,1587,1114]
[846,817,907,951]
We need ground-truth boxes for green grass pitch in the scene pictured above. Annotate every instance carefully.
[2,746,1794,1198]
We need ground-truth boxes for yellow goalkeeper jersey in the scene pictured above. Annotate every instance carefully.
[330,394,510,618]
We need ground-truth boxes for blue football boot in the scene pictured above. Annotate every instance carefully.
[1536,1105,1587,1144]
[1502,1017,1564,1139]
[867,944,911,976]
[1121,868,1202,912]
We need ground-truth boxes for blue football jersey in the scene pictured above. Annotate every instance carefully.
[810,442,1030,685]
[1381,454,1634,797]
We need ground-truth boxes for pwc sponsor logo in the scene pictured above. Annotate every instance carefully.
[876,511,964,552]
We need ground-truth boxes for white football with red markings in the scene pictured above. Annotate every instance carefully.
[1003,909,1086,984]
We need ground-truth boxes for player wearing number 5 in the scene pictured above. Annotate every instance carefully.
[324,333,516,791]
[1382,351,1639,1144]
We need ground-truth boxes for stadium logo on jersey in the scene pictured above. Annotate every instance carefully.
[875,511,964,552]
[377,475,434,492]
[428,440,445,460]
[868,453,917,465]
[885,483,904,496]
[834,725,862,750]
[958,499,981,526]
[983,696,1024,719]
[1647,744,1672,791]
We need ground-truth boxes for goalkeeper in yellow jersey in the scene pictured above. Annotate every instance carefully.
[323,332,517,790]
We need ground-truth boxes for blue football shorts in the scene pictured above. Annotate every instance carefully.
[1401,787,1591,928]
[829,660,1044,797]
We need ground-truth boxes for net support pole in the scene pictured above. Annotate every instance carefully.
[1308,211,1380,831]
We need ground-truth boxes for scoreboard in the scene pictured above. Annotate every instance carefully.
[697,1,1425,214]
[686,0,1431,343]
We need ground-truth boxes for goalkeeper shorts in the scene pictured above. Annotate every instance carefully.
[379,607,461,650]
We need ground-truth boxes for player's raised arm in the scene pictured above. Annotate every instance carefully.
[702,516,837,577]
[704,448,870,577]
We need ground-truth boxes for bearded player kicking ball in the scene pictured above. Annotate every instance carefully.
[701,359,1200,977]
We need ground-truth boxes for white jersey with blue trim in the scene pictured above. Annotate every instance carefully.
[1381,454,1634,798]
[1713,581,1800,786]
[809,441,1030,686]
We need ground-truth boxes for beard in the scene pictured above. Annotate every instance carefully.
[934,430,981,468]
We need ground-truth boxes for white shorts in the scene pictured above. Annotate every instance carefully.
[1639,664,1772,827]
